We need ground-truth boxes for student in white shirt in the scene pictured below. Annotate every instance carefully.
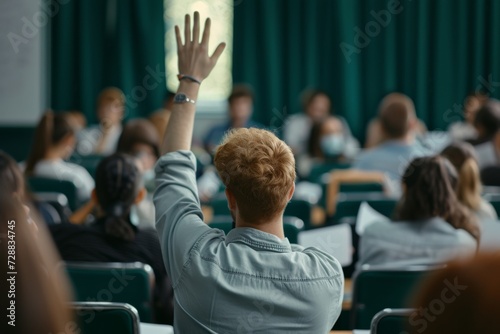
[25,111,94,202]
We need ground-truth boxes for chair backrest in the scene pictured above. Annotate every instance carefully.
[339,182,384,193]
[210,197,313,228]
[28,177,80,211]
[0,126,35,161]
[371,308,415,334]
[352,264,441,329]
[334,197,398,223]
[65,262,155,323]
[309,162,351,183]
[69,154,104,179]
[208,216,304,243]
[70,302,140,334]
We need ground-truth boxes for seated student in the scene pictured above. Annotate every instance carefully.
[469,98,500,147]
[441,142,497,222]
[149,90,174,140]
[475,129,500,169]
[297,116,351,178]
[358,156,479,267]
[284,88,357,155]
[0,195,74,334]
[25,111,95,203]
[77,87,125,155]
[365,93,427,149]
[203,84,263,153]
[49,153,173,324]
[448,92,487,141]
[116,118,160,228]
[411,253,500,334]
[353,93,429,196]
[155,13,343,332]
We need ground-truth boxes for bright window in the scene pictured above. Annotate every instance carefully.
[164,0,233,103]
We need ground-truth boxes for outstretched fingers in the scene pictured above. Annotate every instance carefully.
[211,43,226,63]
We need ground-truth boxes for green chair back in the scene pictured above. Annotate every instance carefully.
[339,182,384,193]
[352,265,439,329]
[28,177,80,211]
[65,262,155,323]
[309,162,351,183]
[371,308,414,334]
[210,197,312,229]
[69,154,104,179]
[70,302,140,334]
[334,198,398,223]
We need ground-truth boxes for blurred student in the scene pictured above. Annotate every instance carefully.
[411,253,500,334]
[155,13,343,332]
[470,98,500,147]
[441,142,497,222]
[0,195,74,334]
[25,111,94,203]
[358,156,479,267]
[77,87,125,155]
[297,116,349,177]
[49,153,173,324]
[117,119,160,228]
[203,84,263,153]
[353,93,429,195]
[284,89,356,155]
[448,92,487,141]
[149,90,175,140]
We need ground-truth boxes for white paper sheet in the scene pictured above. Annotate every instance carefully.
[356,201,391,236]
[298,224,353,266]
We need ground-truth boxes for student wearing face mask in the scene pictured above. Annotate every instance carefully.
[297,116,356,178]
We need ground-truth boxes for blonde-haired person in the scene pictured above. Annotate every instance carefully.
[154,12,343,333]
[441,142,497,222]
[77,87,125,155]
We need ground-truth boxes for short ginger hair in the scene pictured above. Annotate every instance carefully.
[214,128,296,223]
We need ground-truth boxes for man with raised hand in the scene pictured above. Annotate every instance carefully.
[154,12,344,333]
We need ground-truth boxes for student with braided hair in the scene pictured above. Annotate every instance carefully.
[49,153,173,324]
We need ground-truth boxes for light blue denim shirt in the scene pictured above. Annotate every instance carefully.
[154,150,344,333]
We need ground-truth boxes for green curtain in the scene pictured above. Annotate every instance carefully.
[232,0,500,142]
[50,0,166,124]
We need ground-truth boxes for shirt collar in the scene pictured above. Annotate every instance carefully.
[224,227,292,253]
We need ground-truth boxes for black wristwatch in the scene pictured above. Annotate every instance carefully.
[173,93,196,104]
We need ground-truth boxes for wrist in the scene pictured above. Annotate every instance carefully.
[178,80,200,98]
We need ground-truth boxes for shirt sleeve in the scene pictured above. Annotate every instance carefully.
[154,150,212,286]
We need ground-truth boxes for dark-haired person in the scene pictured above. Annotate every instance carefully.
[469,98,500,147]
[358,156,479,267]
[49,153,173,324]
[77,87,125,155]
[283,89,357,155]
[0,196,75,334]
[448,92,488,141]
[117,118,161,228]
[410,253,500,334]
[25,111,94,203]
[441,142,497,222]
[475,129,500,169]
[202,84,263,153]
[154,13,343,332]
[353,93,429,196]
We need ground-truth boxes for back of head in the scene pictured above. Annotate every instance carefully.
[0,195,73,333]
[0,150,25,197]
[378,93,415,139]
[214,128,296,223]
[474,98,500,139]
[441,142,482,211]
[25,111,77,175]
[411,252,500,334]
[95,153,142,241]
[117,118,160,158]
[397,156,479,240]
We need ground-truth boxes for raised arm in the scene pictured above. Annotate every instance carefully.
[161,12,226,154]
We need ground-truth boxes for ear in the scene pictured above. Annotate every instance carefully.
[225,188,237,211]
[287,183,295,202]
[134,187,146,204]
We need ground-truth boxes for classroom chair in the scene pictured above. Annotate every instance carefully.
[371,308,415,334]
[70,302,140,334]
